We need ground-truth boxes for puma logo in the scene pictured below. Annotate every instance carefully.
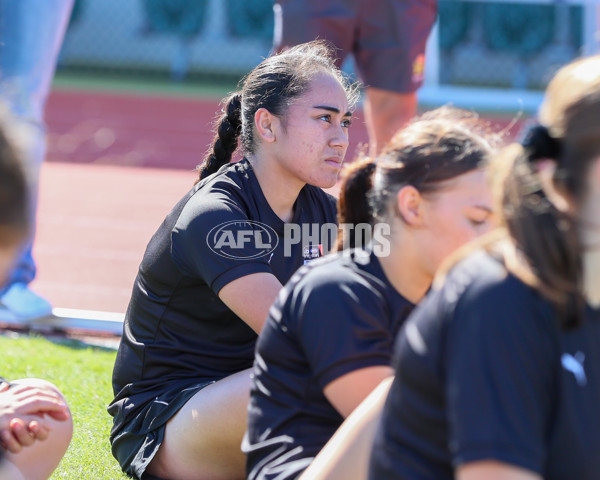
[561,351,587,386]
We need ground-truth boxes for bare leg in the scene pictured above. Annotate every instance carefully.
[0,379,73,480]
[147,369,252,480]
[364,88,418,157]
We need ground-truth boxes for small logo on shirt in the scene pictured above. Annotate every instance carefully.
[207,220,278,260]
[561,351,587,386]
[302,245,323,265]
[412,53,426,84]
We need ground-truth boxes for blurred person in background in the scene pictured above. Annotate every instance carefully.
[273,0,437,156]
[109,41,358,480]
[0,108,73,480]
[0,0,74,322]
[370,54,600,480]
[244,106,497,480]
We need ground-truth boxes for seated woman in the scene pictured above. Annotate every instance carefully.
[0,110,72,480]
[370,55,600,480]
[244,107,499,480]
[108,41,358,480]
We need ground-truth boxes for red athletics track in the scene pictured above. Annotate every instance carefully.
[33,89,521,316]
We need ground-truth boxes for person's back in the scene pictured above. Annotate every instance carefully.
[245,248,413,479]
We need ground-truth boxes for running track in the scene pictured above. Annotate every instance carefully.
[35,89,369,315]
[35,89,520,316]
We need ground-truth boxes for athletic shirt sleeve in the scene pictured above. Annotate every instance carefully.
[444,274,557,474]
[170,188,272,294]
[291,273,396,390]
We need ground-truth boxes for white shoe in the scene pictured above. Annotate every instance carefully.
[0,283,53,323]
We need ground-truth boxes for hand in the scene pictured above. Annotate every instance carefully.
[0,382,69,454]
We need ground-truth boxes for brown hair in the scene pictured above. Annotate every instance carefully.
[197,40,359,182]
[336,106,497,250]
[492,55,600,329]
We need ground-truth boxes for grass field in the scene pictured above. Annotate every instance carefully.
[1,334,128,479]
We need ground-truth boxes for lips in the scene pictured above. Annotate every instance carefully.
[324,157,343,167]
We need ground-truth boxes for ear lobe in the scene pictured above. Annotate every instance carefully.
[254,108,277,143]
[396,185,423,226]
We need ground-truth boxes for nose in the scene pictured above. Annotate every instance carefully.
[329,122,349,153]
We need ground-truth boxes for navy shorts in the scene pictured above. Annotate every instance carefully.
[274,0,437,93]
[109,380,214,480]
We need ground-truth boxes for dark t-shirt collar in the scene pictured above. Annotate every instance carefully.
[241,158,308,236]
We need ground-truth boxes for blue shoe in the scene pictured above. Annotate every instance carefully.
[0,283,53,323]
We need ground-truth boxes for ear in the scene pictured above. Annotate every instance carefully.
[537,159,572,213]
[396,185,424,226]
[254,108,278,143]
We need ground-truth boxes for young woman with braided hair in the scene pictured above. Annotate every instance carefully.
[370,55,600,480]
[108,40,357,480]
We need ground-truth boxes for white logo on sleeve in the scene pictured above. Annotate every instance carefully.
[561,351,587,386]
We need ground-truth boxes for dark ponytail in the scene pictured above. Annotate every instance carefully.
[494,55,600,329]
[336,157,376,251]
[197,92,242,182]
[497,141,583,329]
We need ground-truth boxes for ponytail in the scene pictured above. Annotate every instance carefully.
[336,157,376,251]
[495,134,583,329]
[197,92,242,182]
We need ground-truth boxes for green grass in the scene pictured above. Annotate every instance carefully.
[0,334,129,479]
[53,70,239,100]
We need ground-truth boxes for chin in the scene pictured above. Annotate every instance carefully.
[311,174,339,189]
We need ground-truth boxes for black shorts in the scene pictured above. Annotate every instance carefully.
[274,0,437,93]
[109,380,214,479]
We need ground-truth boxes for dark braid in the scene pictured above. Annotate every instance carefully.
[197,92,242,181]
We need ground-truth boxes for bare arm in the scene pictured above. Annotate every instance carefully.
[323,365,393,419]
[457,461,541,480]
[218,272,283,334]
[300,376,393,480]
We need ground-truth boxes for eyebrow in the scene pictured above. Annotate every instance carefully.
[312,105,352,117]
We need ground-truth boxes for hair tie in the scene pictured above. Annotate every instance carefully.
[520,124,562,162]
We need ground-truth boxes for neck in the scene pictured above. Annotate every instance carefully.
[248,155,305,223]
[378,233,432,304]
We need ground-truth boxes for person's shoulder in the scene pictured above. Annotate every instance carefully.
[290,249,384,301]
[181,160,254,217]
[195,159,252,195]
[440,250,554,332]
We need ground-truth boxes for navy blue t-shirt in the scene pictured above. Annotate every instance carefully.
[109,159,337,431]
[370,250,600,480]
[244,248,414,480]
